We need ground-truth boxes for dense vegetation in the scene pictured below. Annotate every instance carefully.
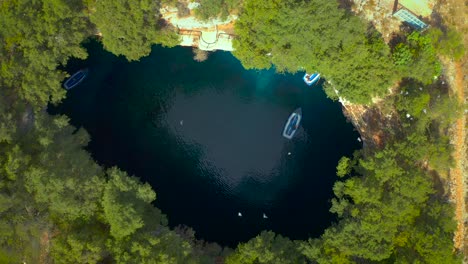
[301,79,461,262]
[233,0,396,104]
[90,0,180,61]
[0,0,465,263]
[232,0,463,105]
[194,0,241,21]
[0,0,91,107]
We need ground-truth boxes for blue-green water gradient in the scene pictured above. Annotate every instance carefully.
[50,40,361,246]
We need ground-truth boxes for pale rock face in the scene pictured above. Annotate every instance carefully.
[166,15,237,30]
[160,4,236,51]
[187,2,200,9]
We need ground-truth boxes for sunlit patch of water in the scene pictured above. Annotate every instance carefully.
[163,87,309,205]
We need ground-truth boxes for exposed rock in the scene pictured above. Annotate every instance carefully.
[160,3,236,51]
[192,48,209,62]
[399,0,435,16]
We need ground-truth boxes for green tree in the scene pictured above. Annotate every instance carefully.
[195,0,241,21]
[0,0,460,262]
[107,231,193,264]
[102,167,162,240]
[392,32,441,84]
[233,0,395,104]
[427,27,465,61]
[23,116,105,222]
[0,0,91,107]
[51,223,107,264]
[90,0,180,61]
[393,199,460,263]
[226,231,305,264]
[302,142,444,261]
[336,156,352,177]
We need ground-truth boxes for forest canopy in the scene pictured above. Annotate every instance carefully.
[194,0,241,21]
[89,0,180,61]
[233,0,396,104]
[0,0,91,107]
[0,0,463,262]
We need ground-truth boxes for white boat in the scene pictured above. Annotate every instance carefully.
[303,73,320,86]
[282,108,302,139]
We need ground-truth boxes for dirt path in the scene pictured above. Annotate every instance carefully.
[434,0,468,256]
[39,230,51,264]
[449,61,467,253]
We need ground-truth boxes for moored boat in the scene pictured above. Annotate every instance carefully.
[303,72,320,86]
[63,68,88,90]
[282,108,302,139]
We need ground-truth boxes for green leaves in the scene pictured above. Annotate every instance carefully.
[226,231,305,264]
[51,228,106,264]
[0,0,461,262]
[234,0,395,104]
[0,0,91,107]
[427,27,465,61]
[392,32,441,84]
[195,0,241,21]
[316,147,434,260]
[393,43,414,66]
[102,167,157,240]
[336,156,352,178]
[90,0,180,61]
[108,231,193,264]
[311,86,460,261]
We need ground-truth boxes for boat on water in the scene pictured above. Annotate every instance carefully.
[282,108,302,139]
[303,72,320,86]
[63,68,88,90]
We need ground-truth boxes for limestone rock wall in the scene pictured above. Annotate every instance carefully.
[160,3,236,51]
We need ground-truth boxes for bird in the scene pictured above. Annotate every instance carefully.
[238,212,242,217]
[263,213,268,219]
[180,120,184,126]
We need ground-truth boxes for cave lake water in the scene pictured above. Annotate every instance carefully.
[49,40,361,247]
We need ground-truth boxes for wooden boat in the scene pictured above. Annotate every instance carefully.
[303,72,320,86]
[282,108,302,139]
[63,68,88,90]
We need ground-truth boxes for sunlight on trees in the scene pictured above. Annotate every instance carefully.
[194,0,241,21]
[233,0,395,104]
[90,0,180,61]
[0,0,462,262]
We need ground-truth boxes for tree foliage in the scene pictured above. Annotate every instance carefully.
[194,0,241,21]
[302,142,458,262]
[102,167,160,240]
[427,27,465,61]
[89,0,180,61]
[233,0,395,104]
[0,107,221,262]
[0,0,461,262]
[0,0,91,107]
[0,109,106,262]
[336,156,352,178]
[392,32,441,84]
[300,77,460,262]
[226,231,305,264]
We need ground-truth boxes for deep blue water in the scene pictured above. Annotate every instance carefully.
[50,40,360,247]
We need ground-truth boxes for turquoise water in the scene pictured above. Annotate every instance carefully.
[50,40,361,246]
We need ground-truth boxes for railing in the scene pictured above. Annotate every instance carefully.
[176,26,236,50]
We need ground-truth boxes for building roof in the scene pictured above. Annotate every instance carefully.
[398,0,434,16]
[394,9,428,30]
